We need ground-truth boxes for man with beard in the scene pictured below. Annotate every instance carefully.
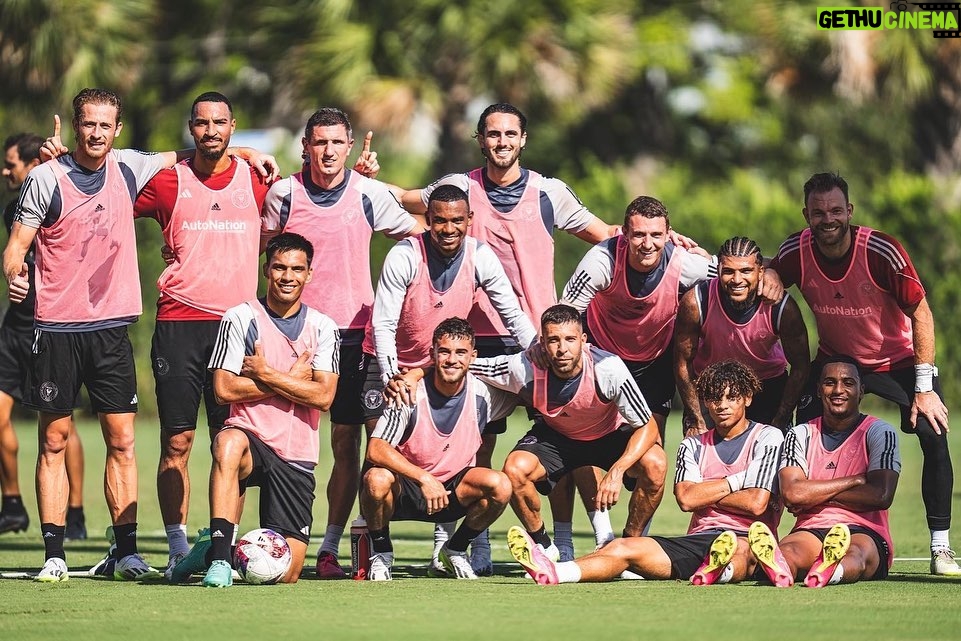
[768,172,957,575]
[674,236,810,434]
[134,92,273,579]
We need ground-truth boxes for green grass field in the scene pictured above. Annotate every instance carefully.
[1,407,960,641]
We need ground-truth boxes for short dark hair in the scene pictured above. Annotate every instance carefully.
[427,184,469,211]
[624,195,670,229]
[718,236,763,264]
[73,88,122,124]
[304,107,352,140]
[432,317,475,347]
[4,133,43,164]
[475,103,528,137]
[695,360,762,404]
[265,232,314,266]
[803,172,849,207]
[540,304,582,332]
[819,354,862,381]
[191,92,233,120]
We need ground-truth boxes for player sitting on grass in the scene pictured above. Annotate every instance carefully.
[508,359,783,585]
[748,355,900,588]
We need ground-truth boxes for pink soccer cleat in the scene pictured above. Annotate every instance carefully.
[507,526,559,585]
[804,523,851,588]
[691,530,737,586]
[748,521,794,588]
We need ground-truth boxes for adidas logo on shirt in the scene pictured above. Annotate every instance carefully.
[825,461,837,470]
[94,204,105,212]
[211,203,222,211]
[833,292,844,300]
[433,301,443,308]
[180,189,193,199]
[442,444,450,452]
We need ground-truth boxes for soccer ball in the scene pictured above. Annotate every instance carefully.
[234,528,292,585]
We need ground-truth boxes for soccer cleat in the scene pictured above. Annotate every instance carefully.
[369,552,394,581]
[164,553,187,582]
[115,553,162,581]
[35,557,69,583]
[439,544,478,580]
[88,526,117,577]
[506,526,559,586]
[0,510,29,535]
[315,550,347,579]
[427,555,449,578]
[930,548,961,576]
[804,523,851,588]
[168,528,212,583]
[691,530,737,586]
[748,521,794,588]
[202,559,234,588]
[470,548,494,577]
[65,510,87,541]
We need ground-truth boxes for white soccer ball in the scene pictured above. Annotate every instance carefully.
[234,528,292,585]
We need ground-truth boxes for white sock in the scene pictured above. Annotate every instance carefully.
[165,524,189,557]
[555,561,582,584]
[828,563,844,585]
[717,563,735,584]
[588,510,615,547]
[320,525,344,556]
[931,529,951,552]
[434,521,455,556]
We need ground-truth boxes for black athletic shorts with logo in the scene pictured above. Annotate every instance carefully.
[795,526,890,580]
[649,529,742,580]
[25,326,138,414]
[236,428,316,544]
[330,341,379,425]
[390,466,472,523]
[359,354,388,423]
[0,324,32,401]
[151,320,227,432]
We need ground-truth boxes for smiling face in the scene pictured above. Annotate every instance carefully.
[718,254,762,310]
[264,249,312,310]
[427,199,472,258]
[478,112,526,171]
[803,187,853,253]
[624,214,668,273]
[817,361,863,424]
[190,100,235,162]
[303,123,353,186]
[432,334,476,388]
[73,102,123,167]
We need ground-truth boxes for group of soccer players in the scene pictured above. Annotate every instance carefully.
[0,87,956,587]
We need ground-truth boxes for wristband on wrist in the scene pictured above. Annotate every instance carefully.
[915,363,938,393]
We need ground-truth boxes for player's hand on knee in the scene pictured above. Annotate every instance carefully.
[911,392,949,435]
[595,470,624,511]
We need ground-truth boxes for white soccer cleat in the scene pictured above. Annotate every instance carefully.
[369,552,394,581]
[115,553,162,581]
[439,545,478,580]
[35,558,69,583]
[931,548,961,576]
[543,543,561,563]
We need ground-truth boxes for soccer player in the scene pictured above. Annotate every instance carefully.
[395,103,620,569]
[674,236,810,433]
[262,107,422,578]
[2,88,276,582]
[507,359,782,585]
[134,92,272,578]
[0,133,87,538]
[768,172,957,575]
[362,318,516,581]
[561,195,716,441]
[171,232,340,587]
[748,355,899,588]
[469,304,664,554]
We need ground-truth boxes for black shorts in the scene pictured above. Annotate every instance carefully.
[329,341,377,425]
[622,348,675,424]
[151,320,227,432]
[236,428,316,544]
[512,422,641,495]
[794,526,890,580]
[649,529,738,580]
[390,466,472,523]
[359,355,387,422]
[0,324,32,400]
[474,338,524,436]
[24,326,138,414]
[796,360,944,435]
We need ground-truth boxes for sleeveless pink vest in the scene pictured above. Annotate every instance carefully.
[225,300,321,464]
[688,423,782,535]
[794,416,894,566]
[155,160,261,315]
[466,168,555,337]
[396,375,482,483]
[282,171,374,330]
[799,227,913,371]
[533,347,621,441]
[365,235,477,368]
[36,154,142,323]
[586,236,684,362]
[692,279,787,379]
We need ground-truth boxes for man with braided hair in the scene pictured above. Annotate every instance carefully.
[507,359,783,586]
[675,236,810,435]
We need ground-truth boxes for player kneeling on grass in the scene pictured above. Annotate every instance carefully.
[362,317,515,580]
[508,359,783,585]
[170,232,340,587]
[748,355,900,588]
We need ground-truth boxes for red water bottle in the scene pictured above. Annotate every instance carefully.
[350,516,371,580]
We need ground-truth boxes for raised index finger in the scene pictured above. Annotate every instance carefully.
[53,114,61,139]
[362,130,372,155]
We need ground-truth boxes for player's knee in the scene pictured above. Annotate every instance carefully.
[502,451,538,486]
[161,430,194,463]
[489,470,512,506]
[210,429,247,463]
[637,448,667,489]
[362,466,395,500]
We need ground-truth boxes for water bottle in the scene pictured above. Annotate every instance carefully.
[350,516,371,580]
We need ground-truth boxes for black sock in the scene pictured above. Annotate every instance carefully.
[114,523,139,557]
[369,527,392,554]
[2,495,25,514]
[448,524,483,553]
[529,524,551,548]
[40,523,66,561]
[210,518,235,562]
[66,506,84,524]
